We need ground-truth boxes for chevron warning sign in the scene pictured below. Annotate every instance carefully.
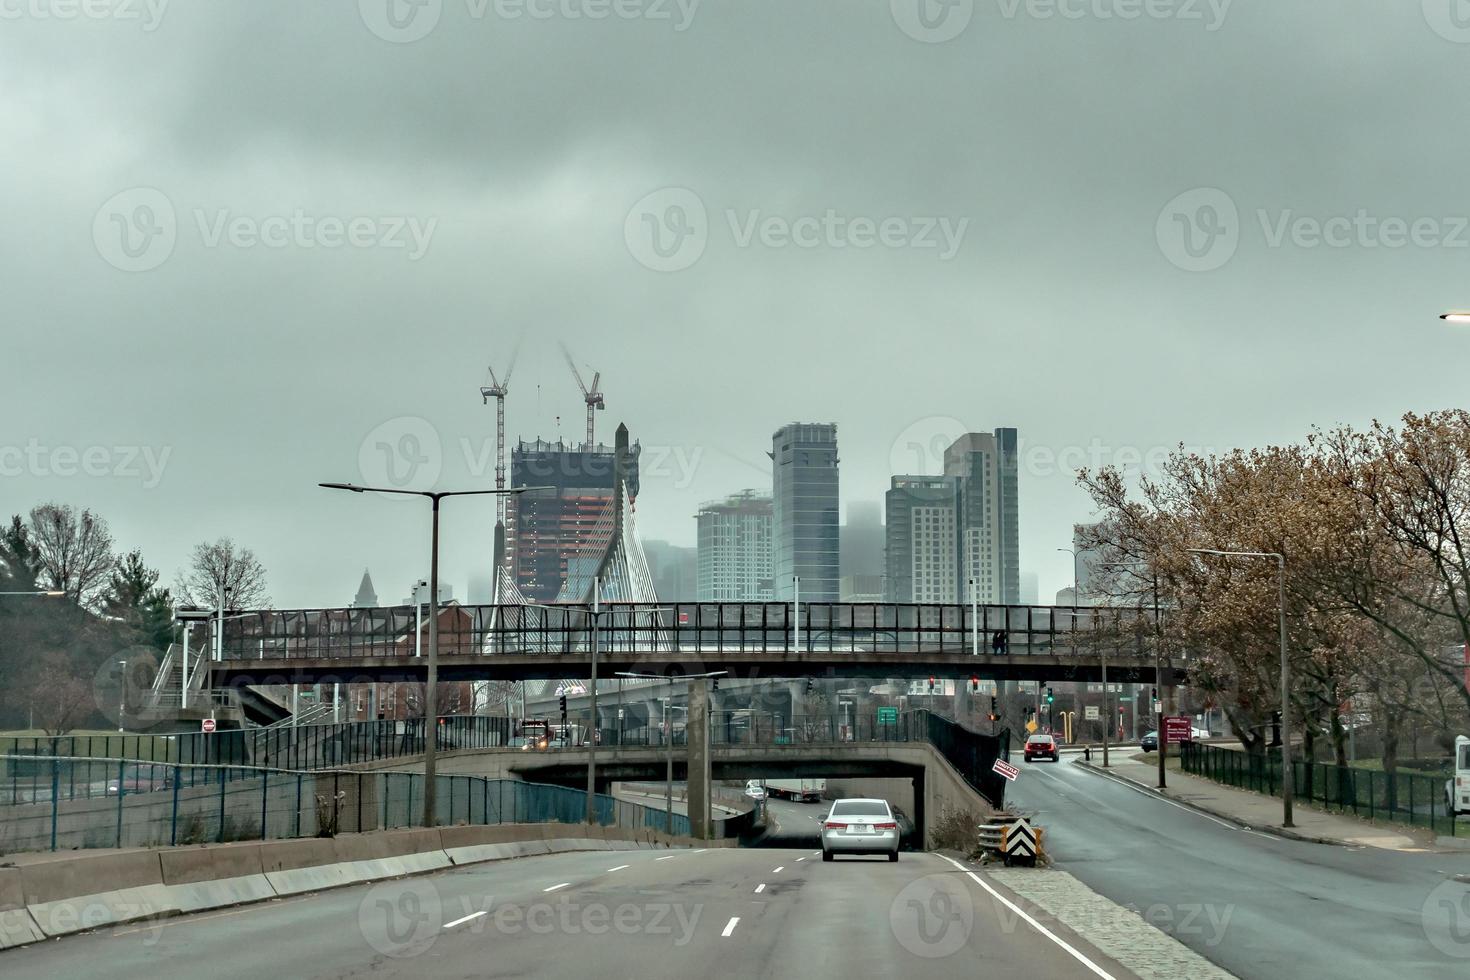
[1002,818,1037,858]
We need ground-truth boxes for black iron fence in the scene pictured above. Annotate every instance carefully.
[1180,741,1461,837]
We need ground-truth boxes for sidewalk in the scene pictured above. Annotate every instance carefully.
[1075,750,1438,852]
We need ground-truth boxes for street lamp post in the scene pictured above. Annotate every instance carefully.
[1189,548,1293,828]
[321,481,543,828]
[1100,559,1167,789]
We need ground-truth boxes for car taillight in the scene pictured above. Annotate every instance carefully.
[824,821,846,830]
[875,822,897,830]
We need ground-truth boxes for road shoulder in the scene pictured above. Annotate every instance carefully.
[949,854,1238,980]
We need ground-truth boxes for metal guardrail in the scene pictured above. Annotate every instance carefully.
[1180,742,1461,837]
[0,755,690,854]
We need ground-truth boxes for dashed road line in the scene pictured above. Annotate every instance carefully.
[443,910,487,929]
[656,855,677,861]
[543,882,571,893]
[721,916,740,937]
[754,883,766,894]
[772,866,784,873]
[607,865,630,872]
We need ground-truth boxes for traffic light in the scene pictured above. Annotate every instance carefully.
[969,675,979,694]
[990,695,998,715]
[928,676,936,693]
[559,693,567,715]
[1152,687,1159,703]
[1045,687,1055,705]
[712,677,719,692]
[805,677,814,694]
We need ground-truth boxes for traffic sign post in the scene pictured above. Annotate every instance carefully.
[877,706,897,724]
[201,718,216,734]
[992,758,1020,781]
[1164,715,1191,744]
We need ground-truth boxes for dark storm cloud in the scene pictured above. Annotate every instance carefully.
[3,1,1470,604]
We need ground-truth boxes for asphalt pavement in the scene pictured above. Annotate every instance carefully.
[1007,754,1470,979]
[0,843,1141,979]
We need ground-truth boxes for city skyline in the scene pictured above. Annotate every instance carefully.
[8,5,1469,612]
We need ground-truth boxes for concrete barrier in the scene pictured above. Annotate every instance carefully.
[166,874,277,914]
[18,849,164,905]
[158,842,265,885]
[29,884,181,938]
[0,908,45,951]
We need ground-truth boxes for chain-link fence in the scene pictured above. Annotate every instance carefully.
[1180,741,1462,837]
[0,757,689,855]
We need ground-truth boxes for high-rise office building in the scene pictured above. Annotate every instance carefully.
[884,476,961,602]
[943,429,1020,604]
[839,501,884,581]
[771,423,840,601]
[644,539,698,602]
[508,437,641,602]
[696,490,773,601]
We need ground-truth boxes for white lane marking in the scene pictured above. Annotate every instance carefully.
[444,910,487,929]
[656,855,677,861]
[693,848,707,853]
[607,865,630,872]
[543,882,571,893]
[941,856,1115,980]
[796,857,805,862]
[812,851,820,856]
[721,916,740,937]
[772,866,785,873]
[754,883,766,894]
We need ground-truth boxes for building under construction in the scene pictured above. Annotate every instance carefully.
[508,437,641,601]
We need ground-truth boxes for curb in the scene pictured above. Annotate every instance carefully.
[1072,759,1350,847]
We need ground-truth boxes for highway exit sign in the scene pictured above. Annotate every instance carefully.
[877,707,898,724]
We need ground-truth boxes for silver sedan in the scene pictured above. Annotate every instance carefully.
[821,798,900,861]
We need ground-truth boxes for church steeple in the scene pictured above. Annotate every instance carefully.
[353,569,379,609]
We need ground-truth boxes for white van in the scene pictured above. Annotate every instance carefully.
[1447,735,1470,817]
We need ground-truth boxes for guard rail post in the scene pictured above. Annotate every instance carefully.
[49,759,60,851]
[171,764,182,845]
[115,759,125,848]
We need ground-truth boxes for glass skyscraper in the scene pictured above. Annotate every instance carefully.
[771,423,839,601]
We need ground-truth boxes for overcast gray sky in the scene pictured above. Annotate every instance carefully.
[4,1,1469,608]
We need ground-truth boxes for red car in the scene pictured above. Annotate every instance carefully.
[1024,733,1059,762]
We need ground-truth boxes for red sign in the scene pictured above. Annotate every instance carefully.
[201,718,217,734]
[992,758,1020,781]
[1163,716,1191,743]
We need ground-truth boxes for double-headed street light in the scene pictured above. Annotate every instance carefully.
[1189,548,1293,828]
[320,481,547,828]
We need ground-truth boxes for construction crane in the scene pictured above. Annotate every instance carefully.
[562,345,605,450]
[479,350,517,526]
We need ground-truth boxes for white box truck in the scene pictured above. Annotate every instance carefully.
[765,779,826,803]
[1447,735,1469,817]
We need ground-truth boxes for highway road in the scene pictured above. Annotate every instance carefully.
[1007,755,1470,980]
[0,845,1141,979]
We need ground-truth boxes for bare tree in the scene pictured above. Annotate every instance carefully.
[26,504,116,609]
[19,653,94,736]
[179,538,270,609]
